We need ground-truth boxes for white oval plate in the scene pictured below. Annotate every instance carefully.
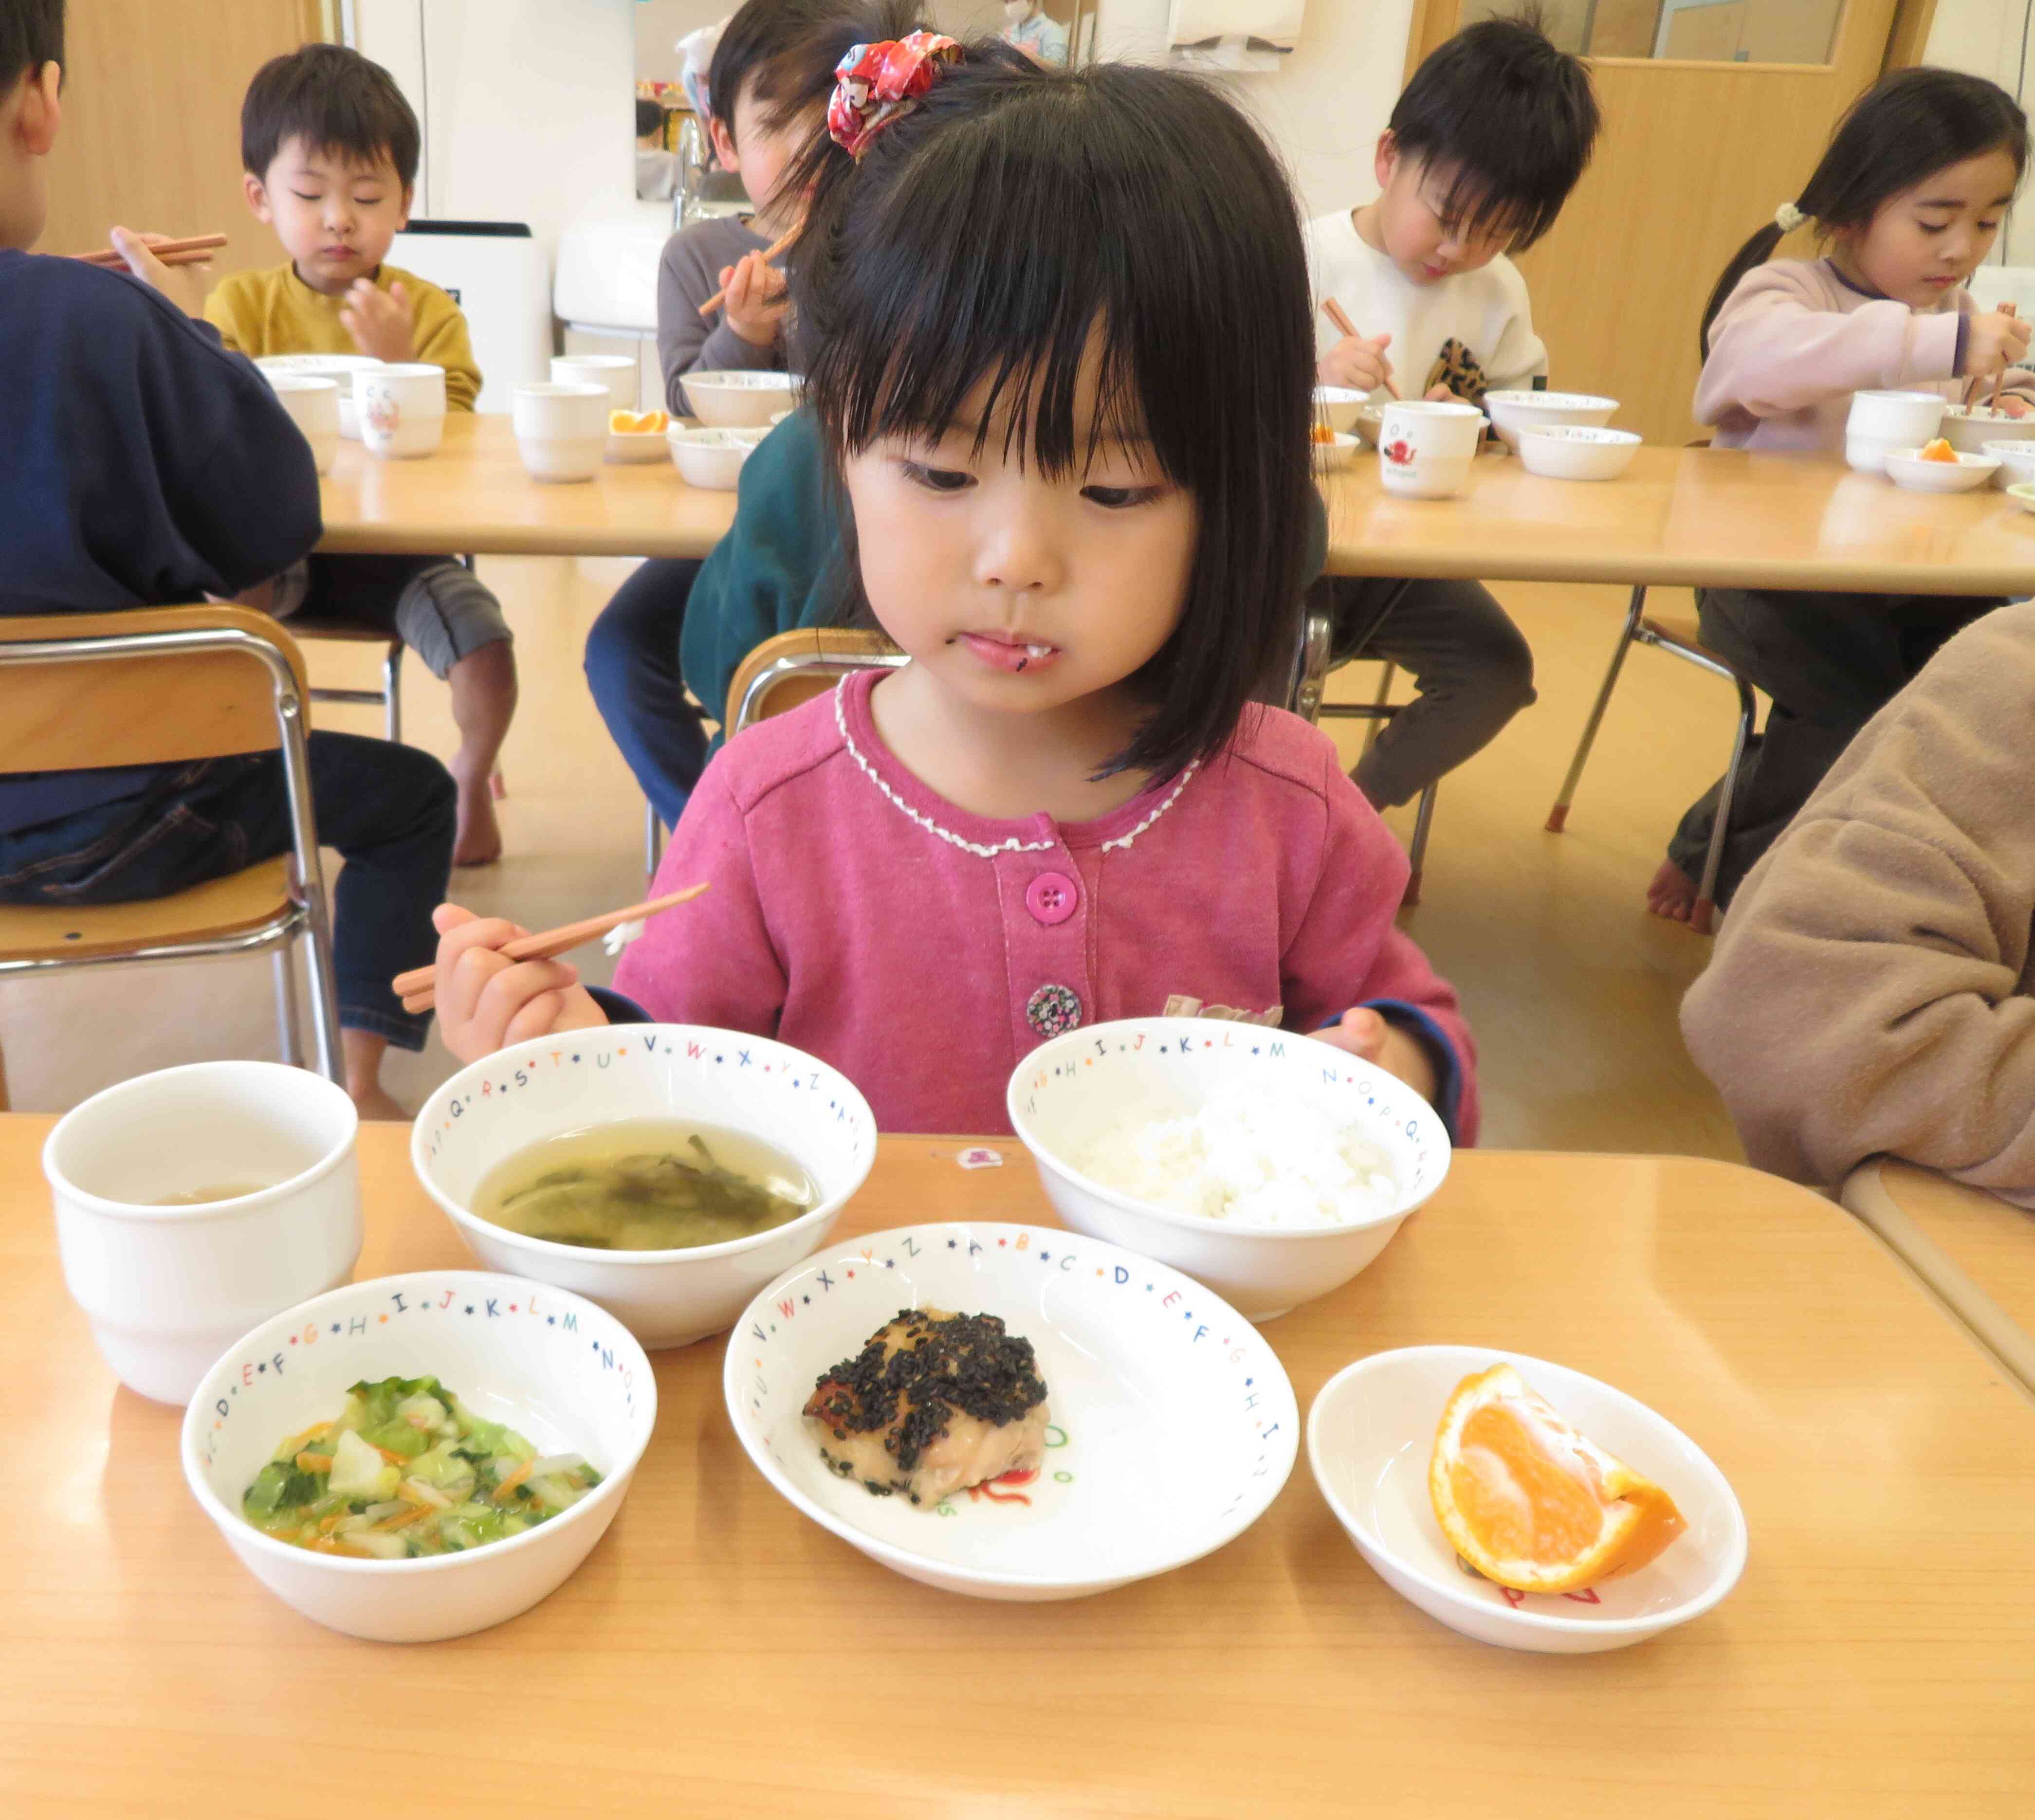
[725,1221,1298,1600]
[1308,1345,1746,1653]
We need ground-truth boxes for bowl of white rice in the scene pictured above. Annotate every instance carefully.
[1006,1018,1451,1322]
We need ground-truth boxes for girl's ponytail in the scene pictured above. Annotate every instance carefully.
[1698,66,2031,357]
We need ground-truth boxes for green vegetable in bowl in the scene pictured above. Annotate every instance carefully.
[240,1375,601,1561]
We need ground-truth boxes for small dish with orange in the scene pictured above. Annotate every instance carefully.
[607,407,673,465]
[1306,1345,1745,1652]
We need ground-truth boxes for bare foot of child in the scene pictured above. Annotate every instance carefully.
[450,762,504,868]
[1646,858,1698,922]
[350,1082,410,1121]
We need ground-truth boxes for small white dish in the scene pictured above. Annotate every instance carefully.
[1006,1017,1449,1321]
[511,381,609,483]
[1981,438,2035,489]
[668,424,767,491]
[412,1025,876,1349]
[1313,384,1367,434]
[46,1060,361,1404]
[682,370,800,428]
[724,1221,1298,1601]
[1482,389,1617,451]
[2005,480,2035,515]
[1882,446,1999,493]
[257,353,381,438]
[1307,1345,1747,1654]
[605,428,671,464]
[182,1271,654,1642]
[1517,424,1641,482]
[1312,430,1360,473]
[1941,402,2035,453]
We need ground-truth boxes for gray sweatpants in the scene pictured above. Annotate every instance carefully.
[1326,574,1537,808]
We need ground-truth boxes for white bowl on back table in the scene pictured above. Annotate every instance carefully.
[1517,424,1640,481]
[183,1270,654,1642]
[1983,438,2035,490]
[256,353,381,439]
[411,1025,876,1349]
[1006,1017,1450,1322]
[1942,401,2035,453]
[724,1221,1298,1600]
[669,424,766,491]
[1307,1345,1747,1654]
[1313,384,1367,434]
[683,370,800,428]
[1482,389,1617,451]
[1845,389,1947,472]
[1883,446,1998,493]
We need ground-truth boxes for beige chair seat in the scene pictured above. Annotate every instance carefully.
[0,856,298,964]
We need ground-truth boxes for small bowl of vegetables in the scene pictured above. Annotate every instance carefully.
[181,1270,655,1642]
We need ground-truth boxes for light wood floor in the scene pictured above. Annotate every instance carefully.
[0,563,1745,1162]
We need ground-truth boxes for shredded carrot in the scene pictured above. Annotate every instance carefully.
[282,1421,333,1453]
[318,1513,344,1534]
[373,1503,437,1532]
[374,1445,410,1465]
[492,1459,534,1503]
[295,1451,333,1472]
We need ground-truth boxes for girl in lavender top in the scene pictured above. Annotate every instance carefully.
[429,36,1477,1136]
[1655,68,2034,928]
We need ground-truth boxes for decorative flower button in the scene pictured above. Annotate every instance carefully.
[1024,871,1079,927]
[1025,983,1082,1038]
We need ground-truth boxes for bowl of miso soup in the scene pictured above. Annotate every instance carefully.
[412,1026,877,1348]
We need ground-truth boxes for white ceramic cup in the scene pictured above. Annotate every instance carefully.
[1378,400,1485,500]
[263,374,341,475]
[354,363,447,459]
[1844,389,1946,472]
[550,354,638,415]
[45,1061,363,1405]
[512,382,610,483]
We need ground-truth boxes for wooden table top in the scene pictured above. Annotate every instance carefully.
[318,422,2035,595]
[7,1117,2034,1814]
[1844,1157,2035,1395]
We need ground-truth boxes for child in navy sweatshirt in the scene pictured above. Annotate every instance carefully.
[0,0,453,1117]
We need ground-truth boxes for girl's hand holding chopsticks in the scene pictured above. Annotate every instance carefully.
[421,905,616,1062]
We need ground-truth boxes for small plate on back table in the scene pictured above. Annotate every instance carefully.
[725,1221,1298,1601]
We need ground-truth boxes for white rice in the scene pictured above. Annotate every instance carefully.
[1079,1085,1398,1228]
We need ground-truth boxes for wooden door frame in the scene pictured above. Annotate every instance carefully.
[1402,0,1936,79]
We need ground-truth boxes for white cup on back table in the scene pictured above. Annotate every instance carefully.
[45,1060,363,1405]
[1378,400,1485,500]
[1844,389,1948,473]
[263,373,340,475]
[551,353,638,416]
[513,382,611,483]
[354,362,446,459]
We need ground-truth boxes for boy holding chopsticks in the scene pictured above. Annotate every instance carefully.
[1307,16,1598,816]
[0,0,454,1118]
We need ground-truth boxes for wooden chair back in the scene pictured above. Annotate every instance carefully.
[0,606,311,776]
[724,626,905,735]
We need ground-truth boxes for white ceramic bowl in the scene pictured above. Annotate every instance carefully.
[1981,438,2035,490]
[2007,480,2035,515]
[1307,1346,1747,1654]
[182,1271,654,1642]
[1313,384,1367,434]
[725,1221,1297,1601]
[257,353,382,438]
[1006,1017,1450,1322]
[668,424,767,491]
[1941,402,2035,453]
[1482,389,1617,451]
[46,1060,361,1404]
[682,370,801,427]
[1352,403,1384,449]
[1312,430,1360,473]
[412,1026,876,1349]
[606,426,671,464]
[1883,446,1999,492]
[1517,424,1641,482]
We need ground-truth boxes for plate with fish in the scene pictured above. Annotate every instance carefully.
[723,1222,1298,1600]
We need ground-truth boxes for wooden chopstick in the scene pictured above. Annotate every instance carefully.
[392,883,710,1014]
[697,226,799,318]
[1987,302,2018,413]
[1319,296,1400,401]
[71,233,227,269]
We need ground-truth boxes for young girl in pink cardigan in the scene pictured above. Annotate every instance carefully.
[1654,67,2034,929]
[427,35,1477,1138]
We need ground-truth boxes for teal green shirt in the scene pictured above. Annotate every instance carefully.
[681,408,1331,742]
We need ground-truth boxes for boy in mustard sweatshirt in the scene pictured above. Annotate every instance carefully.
[206,43,514,867]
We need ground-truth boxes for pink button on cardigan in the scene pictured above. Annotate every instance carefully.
[612,671,1479,1136]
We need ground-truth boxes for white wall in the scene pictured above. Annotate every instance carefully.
[353,0,636,258]
[1092,0,1414,223]
[635,0,728,88]
[1924,0,2035,263]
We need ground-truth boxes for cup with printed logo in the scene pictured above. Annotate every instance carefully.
[1377,400,1485,500]
[354,363,448,459]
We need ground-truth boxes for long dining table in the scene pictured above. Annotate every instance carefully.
[316,418,2035,595]
[5,1114,2033,1814]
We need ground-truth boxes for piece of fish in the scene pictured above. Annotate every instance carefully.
[805,1307,1051,1505]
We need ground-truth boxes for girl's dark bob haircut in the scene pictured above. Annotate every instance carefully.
[1701,66,2029,354]
[793,42,1317,783]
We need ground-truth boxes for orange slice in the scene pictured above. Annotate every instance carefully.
[1429,1363,1685,1594]
[610,408,669,435]
[1918,437,1958,464]
[1310,421,1337,444]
